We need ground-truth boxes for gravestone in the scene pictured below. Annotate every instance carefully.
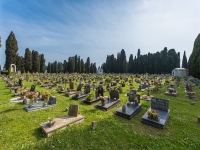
[68,104,78,117]
[24,96,56,112]
[18,78,22,86]
[96,89,120,111]
[69,81,74,90]
[84,84,90,94]
[151,97,169,111]
[142,97,170,128]
[97,85,104,97]
[40,104,84,137]
[141,83,147,91]
[116,90,142,119]
[110,89,119,99]
[30,85,36,92]
[128,90,137,102]
[77,83,82,91]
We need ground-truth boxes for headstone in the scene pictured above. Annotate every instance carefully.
[48,96,56,105]
[151,98,169,111]
[84,84,90,94]
[128,90,136,102]
[77,83,82,91]
[30,85,36,92]
[110,89,119,99]
[96,85,104,97]
[141,83,147,89]
[68,104,78,117]
[69,81,74,90]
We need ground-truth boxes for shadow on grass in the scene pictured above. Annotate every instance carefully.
[33,127,46,140]
[0,108,21,114]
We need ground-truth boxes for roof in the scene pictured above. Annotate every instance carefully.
[173,68,188,70]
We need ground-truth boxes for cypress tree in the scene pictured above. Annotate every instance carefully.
[47,62,51,73]
[86,57,90,73]
[128,54,133,73]
[32,50,40,73]
[80,59,85,73]
[120,49,126,73]
[39,54,45,73]
[24,48,32,72]
[5,31,18,70]
[188,33,200,78]
[77,56,81,73]
[182,51,187,68]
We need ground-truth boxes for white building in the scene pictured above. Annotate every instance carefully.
[97,68,103,75]
[172,68,188,77]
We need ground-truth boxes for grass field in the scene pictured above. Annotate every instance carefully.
[1,76,200,150]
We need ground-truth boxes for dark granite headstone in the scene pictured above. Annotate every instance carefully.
[142,97,170,128]
[68,104,78,117]
[48,96,56,105]
[141,84,146,89]
[151,97,169,111]
[128,90,136,102]
[110,90,119,99]
[77,84,82,91]
[30,85,36,92]
[97,85,104,97]
[84,85,90,94]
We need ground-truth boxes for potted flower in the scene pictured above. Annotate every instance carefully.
[147,109,160,120]
[43,91,51,105]
[20,91,26,100]
[134,97,139,106]
[47,117,55,127]
[99,96,106,106]
[86,93,93,101]
[27,92,36,106]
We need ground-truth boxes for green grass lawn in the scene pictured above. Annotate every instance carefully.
[1,77,200,150]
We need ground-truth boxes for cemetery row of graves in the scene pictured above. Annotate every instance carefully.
[1,73,200,149]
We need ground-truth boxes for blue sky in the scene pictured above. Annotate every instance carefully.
[0,0,200,68]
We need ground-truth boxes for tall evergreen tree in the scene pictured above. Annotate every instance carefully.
[24,48,32,72]
[120,49,126,73]
[188,33,200,78]
[86,57,90,73]
[80,59,85,73]
[5,31,18,69]
[32,50,40,72]
[160,47,168,73]
[63,60,68,73]
[182,51,187,68]
[74,55,78,72]
[16,53,22,71]
[77,56,81,73]
[39,54,45,73]
[47,62,51,73]
[128,54,133,73]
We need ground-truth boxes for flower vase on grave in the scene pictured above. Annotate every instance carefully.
[29,99,33,107]
[122,105,126,112]
[23,98,27,104]
[101,100,105,106]
[44,97,49,106]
